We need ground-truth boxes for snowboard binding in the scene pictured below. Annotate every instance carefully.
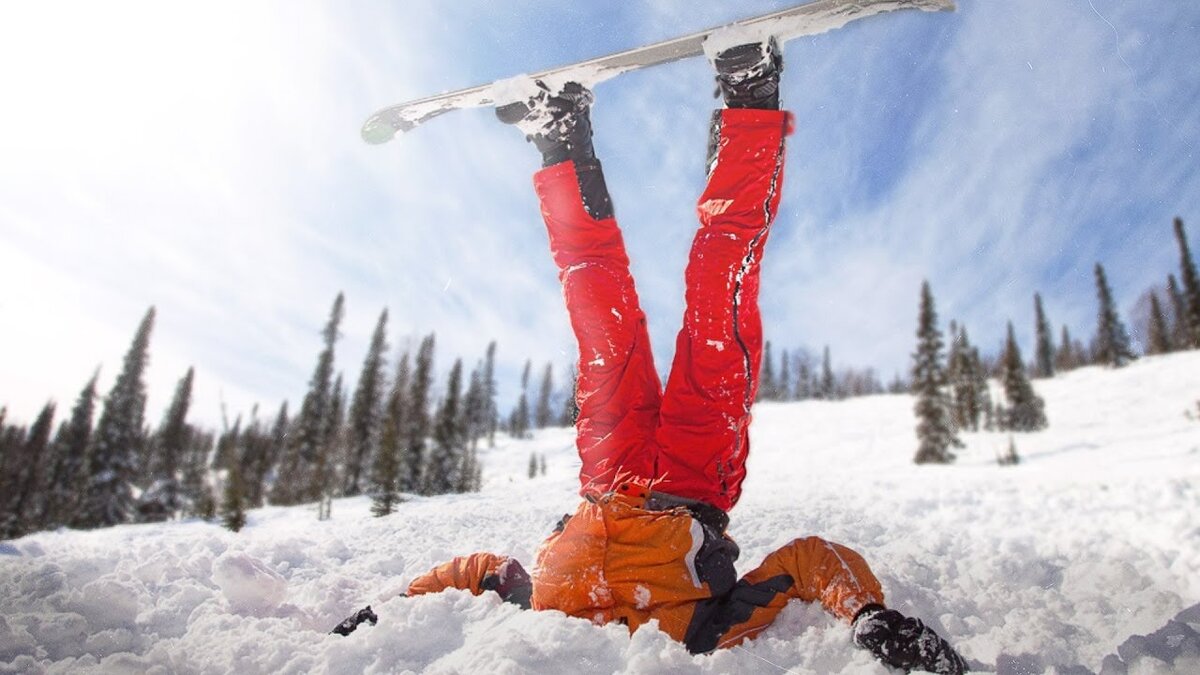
[711,37,783,110]
[496,81,596,167]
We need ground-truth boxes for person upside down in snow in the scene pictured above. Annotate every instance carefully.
[340,39,968,674]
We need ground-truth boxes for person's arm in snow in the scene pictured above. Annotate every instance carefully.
[408,553,532,609]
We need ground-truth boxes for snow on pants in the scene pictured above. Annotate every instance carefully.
[533,108,792,512]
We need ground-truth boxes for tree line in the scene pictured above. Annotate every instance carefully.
[912,216,1200,464]
[0,293,573,539]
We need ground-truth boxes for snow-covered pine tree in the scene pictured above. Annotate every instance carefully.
[945,325,972,430]
[1092,263,1137,368]
[75,307,155,529]
[968,344,994,431]
[259,402,289,502]
[138,367,194,522]
[275,294,343,505]
[0,402,55,539]
[237,407,272,508]
[1147,291,1172,355]
[999,322,1047,432]
[540,454,547,476]
[1166,274,1190,350]
[40,372,98,529]
[534,362,554,429]
[1033,293,1055,378]
[313,373,346,516]
[345,309,389,497]
[424,359,464,495]
[1174,217,1200,348]
[371,353,410,517]
[911,282,961,464]
[403,334,435,492]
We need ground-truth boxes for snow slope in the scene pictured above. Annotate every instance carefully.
[2,352,1198,674]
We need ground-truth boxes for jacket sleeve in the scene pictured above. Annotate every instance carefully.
[407,553,532,608]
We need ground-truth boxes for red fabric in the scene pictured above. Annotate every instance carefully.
[534,108,792,512]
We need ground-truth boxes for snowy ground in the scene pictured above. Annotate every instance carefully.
[2,352,1199,674]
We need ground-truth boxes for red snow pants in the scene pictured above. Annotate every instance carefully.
[534,108,792,512]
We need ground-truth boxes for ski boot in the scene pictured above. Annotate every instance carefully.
[496,81,597,168]
[853,606,969,674]
[712,36,783,110]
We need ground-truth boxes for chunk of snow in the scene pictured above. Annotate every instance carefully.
[212,551,287,615]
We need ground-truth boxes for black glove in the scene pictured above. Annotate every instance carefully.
[331,605,379,636]
[853,606,968,674]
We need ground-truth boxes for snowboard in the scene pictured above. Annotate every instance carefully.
[361,0,955,145]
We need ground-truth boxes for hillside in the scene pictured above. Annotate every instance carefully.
[2,352,1198,674]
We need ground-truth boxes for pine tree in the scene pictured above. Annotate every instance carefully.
[314,373,346,517]
[41,372,98,529]
[462,364,486,448]
[758,341,776,402]
[999,322,1047,432]
[345,309,389,496]
[819,346,835,401]
[371,353,410,517]
[1,402,56,538]
[1147,292,1172,355]
[559,365,579,427]
[76,307,155,528]
[795,353,813,400]
[1056,325,1076,372]
[424,359,464,495]
[183,430,216,520]
[778,350,791,401]
[141,368,194,522]
[237,407,273,508]
[528,452,538,479]
[968,345,994,431]
[1092,263,1137,367]
[219,426,247,532]
[403,334,436,492]
[534,362,554,428]
[259,403,289,503]
[911,282,961,464]
[945,325,972,430]
[1033,294,1055,378]
[1174,217,1200,348]
[482,341,499,446]
[997,436,1020,466]
[510,359,532,439]
[1166,274,1190,349]
[276,294,344,505]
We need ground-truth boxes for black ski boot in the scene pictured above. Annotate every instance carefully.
[712,37,783,110]
[496,81,597,168]
[853,606,969,674]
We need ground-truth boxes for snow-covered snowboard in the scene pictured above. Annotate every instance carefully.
[361,0,954,144]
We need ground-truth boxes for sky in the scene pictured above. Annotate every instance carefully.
[1,0,1198,428]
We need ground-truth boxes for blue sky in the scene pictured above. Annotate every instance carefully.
[1,0,1198,427]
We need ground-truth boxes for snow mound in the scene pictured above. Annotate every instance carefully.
[212,551,287,615]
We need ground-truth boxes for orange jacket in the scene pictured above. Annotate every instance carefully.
[407,481,884,653]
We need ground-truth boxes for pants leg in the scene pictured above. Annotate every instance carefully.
[683,536,885,653]
[534,159,662,495]
[654,108,793,511]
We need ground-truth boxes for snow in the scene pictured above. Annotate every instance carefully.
[2,351,1199,674]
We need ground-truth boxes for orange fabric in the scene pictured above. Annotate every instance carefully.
[531,484,712,641]
[717,537,885,649]
[407,552,508,597]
